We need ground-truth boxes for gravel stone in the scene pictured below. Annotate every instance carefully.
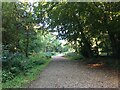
[28,56,119,88]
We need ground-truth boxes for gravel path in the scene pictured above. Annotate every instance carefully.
[28,56,119,88]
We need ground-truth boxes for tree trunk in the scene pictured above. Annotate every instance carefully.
[108,31,117,58]
[73,13,93,58]
[104,42,109,57]
[80,30,93,58]
[95,39,99,57]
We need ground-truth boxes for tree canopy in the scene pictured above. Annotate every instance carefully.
[34,2,120,58]
[1,2,120,86]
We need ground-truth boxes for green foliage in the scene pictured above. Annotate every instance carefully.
[65,52,84,60]
[37,2,120,58]
[2,70,15,83]
[2,2,119,87]
[2,2,67,88]
[2,52,50,83]
[2,59,51,88]
[45,52,52,58]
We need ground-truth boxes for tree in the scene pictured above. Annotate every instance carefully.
[35,2,120,58]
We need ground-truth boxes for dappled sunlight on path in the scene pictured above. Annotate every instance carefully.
[52,56,68,61]
[28,56,119,88]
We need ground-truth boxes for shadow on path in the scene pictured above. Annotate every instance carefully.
[28,56,118,88]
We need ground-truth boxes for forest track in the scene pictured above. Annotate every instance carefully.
[28,56,119,88]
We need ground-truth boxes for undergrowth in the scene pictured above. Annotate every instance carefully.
[2,52,52,88]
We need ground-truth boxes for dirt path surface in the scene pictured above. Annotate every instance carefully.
[28,56,119,88]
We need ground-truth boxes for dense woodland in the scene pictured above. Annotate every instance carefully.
[44,2,120,58]
[1,2,120,87]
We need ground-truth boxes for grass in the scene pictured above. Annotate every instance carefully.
[2,59,51,88]
[64,52,84,61]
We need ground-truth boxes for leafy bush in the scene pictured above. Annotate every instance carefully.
[51,52,56,55]
[2,52,51,83]
[45,52,53,58]
[66,52,77,56]
[2,70,15,83]
[65,52,84,60]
